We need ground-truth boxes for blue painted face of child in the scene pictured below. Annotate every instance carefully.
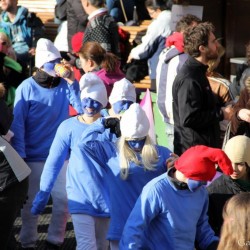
[81,97,103,116]
[187,179,207,192]
[43,58,61,77]
[127,138,146,152]
[113,100,134,114]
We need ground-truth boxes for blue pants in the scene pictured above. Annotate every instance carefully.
[106,0,135,22]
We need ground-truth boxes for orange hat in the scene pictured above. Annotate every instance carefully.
[175,145,233,181]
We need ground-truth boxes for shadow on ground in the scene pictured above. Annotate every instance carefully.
[13,204,76,249]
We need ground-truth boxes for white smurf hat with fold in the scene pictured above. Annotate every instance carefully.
[109,78,136,105]
[79,72,108,107]
[120,103,150,138]
[35,38,61,68]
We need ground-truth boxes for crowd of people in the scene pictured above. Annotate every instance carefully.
[0,0,250,250]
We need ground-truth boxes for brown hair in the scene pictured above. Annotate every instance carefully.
[145,0,168,11]
[184,22,215,57]
[217,193,250,250]
[175,14,202,33]
[246,41,250,66]
[79,41,120,72]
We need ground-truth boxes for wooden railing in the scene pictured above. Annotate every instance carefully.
[18,0,58,41]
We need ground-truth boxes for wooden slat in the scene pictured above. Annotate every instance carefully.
[119,20,151,45]
[133,76,151,89]
[18,0,58,41]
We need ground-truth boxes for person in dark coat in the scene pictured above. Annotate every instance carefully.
[230,68,250,137]
[207,135,250,236]
[81,0,120,56]
[67,0,88,53]
[0,83,29,250]
[172,22,231,155]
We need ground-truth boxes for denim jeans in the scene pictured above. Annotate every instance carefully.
[106,0,135,22]
[20,161,69,248]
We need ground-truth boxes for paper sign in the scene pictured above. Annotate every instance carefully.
[170,4,203,31]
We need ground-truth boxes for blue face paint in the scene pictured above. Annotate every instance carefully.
[127,138,146,152]
[43,58,61,76]
[81,97,103,116]
[187,179,207,192]
[113,100,134,114]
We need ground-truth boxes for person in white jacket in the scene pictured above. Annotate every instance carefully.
[127,0,172,91]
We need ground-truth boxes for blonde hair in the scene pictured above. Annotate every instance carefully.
[207,43,225,74]
[118,135,159,180]
[217,193,250,250]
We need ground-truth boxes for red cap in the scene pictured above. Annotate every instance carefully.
[71,32,84,53]
[175,145,233,181]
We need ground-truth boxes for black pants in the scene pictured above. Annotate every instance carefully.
[0,177,29,249]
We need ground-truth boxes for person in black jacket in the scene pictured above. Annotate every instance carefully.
[0,83,29,250]
[172,22,231,155]
[207,135,250,236]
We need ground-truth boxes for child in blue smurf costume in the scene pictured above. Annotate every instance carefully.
[120,145,234,250]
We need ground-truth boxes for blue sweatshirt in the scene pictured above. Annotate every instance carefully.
[39,117,112,216]
[0,6,43,58]
[11,77,82,161]
[120,170,219,250]
[79,118,172,240]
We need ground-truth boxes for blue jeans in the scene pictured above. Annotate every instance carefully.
[106,0,135,22]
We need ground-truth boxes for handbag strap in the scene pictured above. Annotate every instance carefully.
[222,122,231,150]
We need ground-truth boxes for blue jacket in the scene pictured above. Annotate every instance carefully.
[38,117,112,216]
[11,77,82,161]
[79,118,171,240]
[120,169,219,250]
[0,6,44,59]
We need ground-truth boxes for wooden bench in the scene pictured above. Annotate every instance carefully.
[120,20,152,89]
[18,0,58,41]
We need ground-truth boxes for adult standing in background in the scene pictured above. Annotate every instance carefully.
[0,83,30,250]
[80,0,120,56]
[172,22,231,155]
[156,14,201,151]
[127,0,172,91]
[67,0,88,53]
[0,0,44,71]
[105,0,135,23]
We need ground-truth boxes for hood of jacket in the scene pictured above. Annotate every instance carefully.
[165,32,184,53]
[164,46,184,64]
[1,6,28,25]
